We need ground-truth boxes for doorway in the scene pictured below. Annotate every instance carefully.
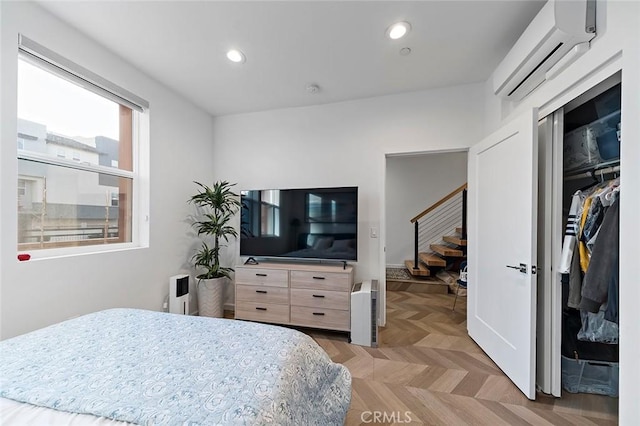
[384,149,468,293]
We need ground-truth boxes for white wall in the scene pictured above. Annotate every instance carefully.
[385,152,467,266]
[0,2,214,339]
[211,83,484,304]
[483,1,639,422]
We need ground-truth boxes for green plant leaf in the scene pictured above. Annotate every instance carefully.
[189,181,240,279]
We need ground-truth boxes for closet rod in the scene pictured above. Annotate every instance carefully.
[564,164,620,181]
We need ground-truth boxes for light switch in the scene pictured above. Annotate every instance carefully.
[370,227,378,238]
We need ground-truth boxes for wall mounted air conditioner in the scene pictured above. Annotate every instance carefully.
[493,0,596,102]
[350,280,378,347]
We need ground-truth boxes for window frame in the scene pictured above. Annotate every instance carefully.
[16,35,149,258]
[259,189,280,237]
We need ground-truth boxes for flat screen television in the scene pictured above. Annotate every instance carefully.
[240,186,358,261]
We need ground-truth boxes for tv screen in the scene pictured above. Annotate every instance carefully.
[240,186,358,261]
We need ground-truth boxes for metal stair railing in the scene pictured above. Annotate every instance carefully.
[409,183,467,270]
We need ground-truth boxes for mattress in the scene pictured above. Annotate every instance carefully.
[0,397,133,425]
[0,308,351,425]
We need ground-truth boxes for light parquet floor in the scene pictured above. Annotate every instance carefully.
[308,291,618,426]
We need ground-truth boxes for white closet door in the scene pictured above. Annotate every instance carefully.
[467,108,539,399]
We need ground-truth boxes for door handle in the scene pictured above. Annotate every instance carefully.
[506,263,528,273]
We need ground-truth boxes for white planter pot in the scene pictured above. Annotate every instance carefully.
[197,277,225,318]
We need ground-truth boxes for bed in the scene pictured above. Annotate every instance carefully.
[283,233,357,260]
[0,308,351,425]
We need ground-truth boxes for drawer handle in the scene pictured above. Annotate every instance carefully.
[255,307,267,311]
[312,276,325,280]
[312,294,325,298]
[255,290,268,294]
[256,273,268,277]
[312,312,325,316]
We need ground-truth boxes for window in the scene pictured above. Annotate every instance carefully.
[17,179,29,210]
[240,190,280,238]
[260,190,280,237]
[16,35,148,253]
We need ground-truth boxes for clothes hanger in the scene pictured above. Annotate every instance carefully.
[578,170,600,192]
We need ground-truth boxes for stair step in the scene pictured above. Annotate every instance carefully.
[443,235,467,246]
[430,244,464,257]
[419,252,446,267]
[455,227,468,237]
[404,260,431,276]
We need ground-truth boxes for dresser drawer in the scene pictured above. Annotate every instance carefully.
[237,285,289,304]
[235,267,289,287]
[290,288,349,311]
[290,270,351,292]
[235,302,290,324]
[290,306,350,331]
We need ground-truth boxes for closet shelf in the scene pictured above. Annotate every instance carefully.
[563,108,621,174]
[565,109,621,139]
[564,160,620,181]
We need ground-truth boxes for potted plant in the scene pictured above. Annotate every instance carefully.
[189,180,240,318]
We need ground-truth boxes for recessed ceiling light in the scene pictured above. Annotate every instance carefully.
[306,84,320,94]
[226,49,246,63]
[386,21,411,40]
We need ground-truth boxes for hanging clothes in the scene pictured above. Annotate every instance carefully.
[579,196,620,313]
[578,309,619,344]
[605,251,619,324]
[582,196,605,247]
[575,180,617,272]
[577,196,593,273]
[559,191,585,273]
[559,177,620,344]
[567,246,583,309]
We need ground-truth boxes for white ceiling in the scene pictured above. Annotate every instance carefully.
[37,1,545,117]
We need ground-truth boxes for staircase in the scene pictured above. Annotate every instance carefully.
[405,226,466,277]
[405,183,467,279]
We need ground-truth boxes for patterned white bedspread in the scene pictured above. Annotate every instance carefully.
[0,309,351,425]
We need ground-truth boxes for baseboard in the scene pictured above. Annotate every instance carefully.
[386,264,405,269]
[387,280,449,294]
[189,304,234,317]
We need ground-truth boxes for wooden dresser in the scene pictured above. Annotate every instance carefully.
[235,262,354,332]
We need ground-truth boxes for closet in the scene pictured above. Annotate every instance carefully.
[466,68,626,402]
[537,72,621,400]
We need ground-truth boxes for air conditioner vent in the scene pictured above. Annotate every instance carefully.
[507,42,563,98]
[493,0,596,102]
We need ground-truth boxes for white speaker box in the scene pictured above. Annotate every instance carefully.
[350,280,379,347]
[169,274,190,315]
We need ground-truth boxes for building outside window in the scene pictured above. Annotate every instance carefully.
[16,35,148,253]
[241,190,281,238]
[260,189,280,237]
